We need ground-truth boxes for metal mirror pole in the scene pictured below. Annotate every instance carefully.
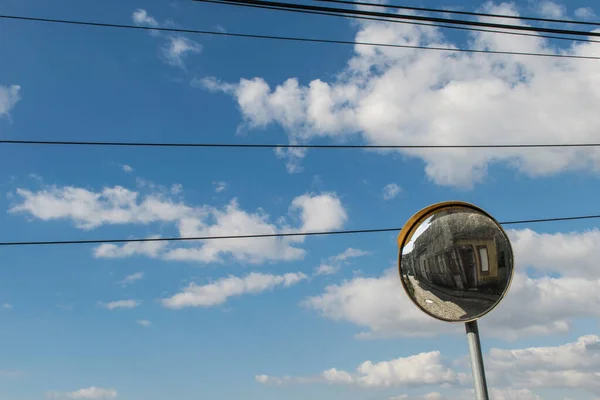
[465,320,489,400]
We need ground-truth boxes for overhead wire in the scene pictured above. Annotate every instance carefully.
[200,0,600,44]
[199,0,600,38]
[3,139,600,149]
[1,14,600,61]
[315,0,600,27]
[0,6,597,246]
[0,214,599,247]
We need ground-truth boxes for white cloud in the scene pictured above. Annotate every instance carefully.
[121,164,134,173]
[487,336,600,395]
[383,183,402,200]
[161,272,307,309]
[132,9,158,27]
[99,300,140,310]
[29,173,42,181]
[2,303,13,310]
[9,185,194,230]
[314,247,371,275]
[290,192,347,232]
[304,268,450,338]
[202,3,600,187]
[538,0,566,18]
[11,183,347,265]
[574,7,596,19]
[67,387,117,399]
[257,351,465,388]
[136,319,152,327]
[508,228,600,277]
[213,181,227,193]
[0,84,21,118]
[131,9,201,68]
[304,232,600,340]
[46,387,118,399]
[390,394,446,400]
[171,183,183,194]
[117,272,144,287]
[488,389,541,400]
[163,199,304,264]
[161,36,202,69]
[315,264,340,276]
[332,248,371,262]
[257,336,600,396]
[95,238,167,259]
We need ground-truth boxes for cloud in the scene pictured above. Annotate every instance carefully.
[307,269,600,340]
[314,247,371,275]
[162,200,306,264]
[390,393,446,400]
[67,387,117,399]
[2,303,13,310]
[9,185,194,230]
[136,319,152,327]
[201,3,600,187]
[47,387,118,399]
[304,268,449,338]
[332,248,371,262]
[132,9,158,27]
[121,164,134,173]
[117,272,144,287]
[11,182,347,265]
[0,84,21,118]
[383,183,402,200]
[488,389,541,400]
[171,183,183,194]
[486,335,600,394]
[538,0,566,18]
[304,226,600,340]
[161,36,202,69]
[508,228,600,277]
[99,300,140,310]
[213,181,227,193]
[257,336,599,395]
[161,271,307,309]
[315,264,340,276]
[131,9,201,69]
[257,351,465,388]
[574,7,596,19]
[290,192,347,232]
[95,238,167,259]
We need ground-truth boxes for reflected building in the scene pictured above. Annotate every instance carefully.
[403,209,511,294]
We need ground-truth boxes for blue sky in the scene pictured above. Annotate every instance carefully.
[2,0,600,399]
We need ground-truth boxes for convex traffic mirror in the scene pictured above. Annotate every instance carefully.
[397,202,514,323]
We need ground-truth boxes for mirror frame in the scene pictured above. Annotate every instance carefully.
[397,201,515,323]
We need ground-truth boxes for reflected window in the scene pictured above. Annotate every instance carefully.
[478,246,489,275]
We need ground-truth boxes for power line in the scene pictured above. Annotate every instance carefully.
[1,214,599,247]
[2,14,600,61]
[316,0,600,27]
[203,0,600,38]
[201,0,600,44]
[4,139,600,149]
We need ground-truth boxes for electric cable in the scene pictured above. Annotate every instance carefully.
[1,214,598,247]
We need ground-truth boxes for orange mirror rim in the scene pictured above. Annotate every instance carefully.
[397,201,515,323]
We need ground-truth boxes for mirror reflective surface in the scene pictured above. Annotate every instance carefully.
[399,204,514,322]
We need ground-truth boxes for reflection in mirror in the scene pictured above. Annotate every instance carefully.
[399,206,513,322]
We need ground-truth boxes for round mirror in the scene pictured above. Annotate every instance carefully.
[397,202,514,323]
